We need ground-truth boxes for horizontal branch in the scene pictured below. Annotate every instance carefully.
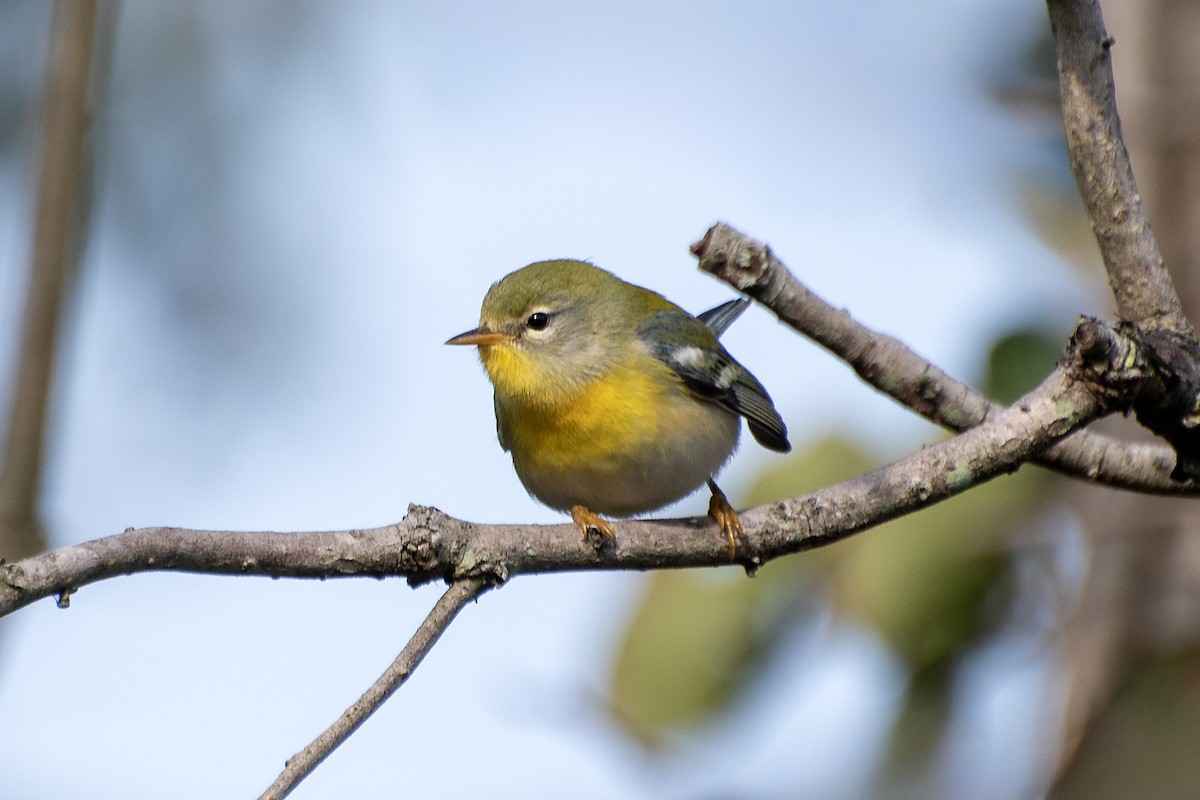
[691,222,1193,494]
[1,339,1111,617]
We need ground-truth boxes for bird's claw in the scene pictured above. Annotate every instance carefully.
[707,481,742,561]
[571,505,616,550]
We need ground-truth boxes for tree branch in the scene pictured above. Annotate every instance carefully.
[690,222,1192,494]
[1,324,1116,617]
[1047,0,1191,334]
[1046,0,1200,478]
[259,577,491,800]
[0,0,99,559]
[5,3,1193,799]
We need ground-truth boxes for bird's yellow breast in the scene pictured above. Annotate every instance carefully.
[491,349,670,459]
[486,347,740,515]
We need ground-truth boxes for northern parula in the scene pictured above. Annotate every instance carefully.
[446,259,790,555]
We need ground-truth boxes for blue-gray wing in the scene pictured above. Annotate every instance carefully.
[639,310,791,453]
[696,298,750,339]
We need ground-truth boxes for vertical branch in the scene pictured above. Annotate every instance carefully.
[1047,0,1190,333]
[1046,1,1200,795]
[0,0,99,558]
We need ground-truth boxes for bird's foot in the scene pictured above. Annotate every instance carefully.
[707,480,742,561]
[571,505,616,550]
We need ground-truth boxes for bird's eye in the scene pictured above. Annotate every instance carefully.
[526,312,550,331]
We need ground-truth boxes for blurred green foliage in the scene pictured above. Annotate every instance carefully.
[985,329,1065,405]
[607,438,865,747]
[608,9,1200,795]
[607,328,1064,781]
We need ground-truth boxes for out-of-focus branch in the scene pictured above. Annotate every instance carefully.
[259,577,491,800]
[0,0,99,560]
[690,222,1192,493]
[1047,0,1191,335]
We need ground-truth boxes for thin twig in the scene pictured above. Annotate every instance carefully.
[259,577,491,800]
[691,221,1191,494]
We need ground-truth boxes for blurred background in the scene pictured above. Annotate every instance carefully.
[3,1,1199,798]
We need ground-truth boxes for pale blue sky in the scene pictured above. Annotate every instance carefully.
[1,2,1100,797]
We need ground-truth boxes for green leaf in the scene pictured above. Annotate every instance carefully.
[881,660,954,780]
[607,437,871,745]
[984,329,1066,405]
[827,473,1031,669]
[607,570,760,747]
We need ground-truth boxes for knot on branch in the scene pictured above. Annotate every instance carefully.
[2,562,28,594]
[397,504,450,585]
[1069,316,1148,402]
[691,222,774,292]
[1068,317,1200,482]
[399,505,512,587]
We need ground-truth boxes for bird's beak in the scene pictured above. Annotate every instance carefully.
[445,326,515,347]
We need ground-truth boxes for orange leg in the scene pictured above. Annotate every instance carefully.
[707,479,742,560]
[571,504,616,547]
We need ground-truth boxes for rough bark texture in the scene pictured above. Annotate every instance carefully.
[1048,0,1190,334]
[1047,1,1200,794]
[692,222,1197,491]
[5,2,1199,796]
[2,324,1119,617]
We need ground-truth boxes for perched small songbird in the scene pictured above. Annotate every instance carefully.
[446,259,790,555]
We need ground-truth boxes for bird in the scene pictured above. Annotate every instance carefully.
[446,259,790,557]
